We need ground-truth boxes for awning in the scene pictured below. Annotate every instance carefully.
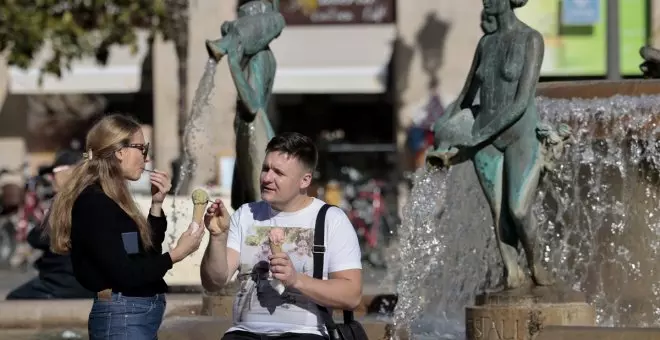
[270,25,396,94]
[8,32,150,94]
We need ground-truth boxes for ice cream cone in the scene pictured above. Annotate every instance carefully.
[270,241,283,254]
[191,188,210,226]
[269,239,286,294]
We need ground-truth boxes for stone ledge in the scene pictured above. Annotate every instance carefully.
[0,293,395,329]
[0,294,201,329]
[159,316,408,340]
[537,326,660,340]
[201,293,397,318]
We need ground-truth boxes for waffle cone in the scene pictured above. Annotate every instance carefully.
[270,241,283,254]
[192,204,206,225]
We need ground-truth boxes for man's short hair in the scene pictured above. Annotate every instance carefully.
[265,132,318,171]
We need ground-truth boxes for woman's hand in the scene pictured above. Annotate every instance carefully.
[170,222,206,263]
[150,170,171,204]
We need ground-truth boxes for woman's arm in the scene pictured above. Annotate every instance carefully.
[27,220,50,251]
[148,203,167,253]
[72,194,174,291]
[472,31,544,143]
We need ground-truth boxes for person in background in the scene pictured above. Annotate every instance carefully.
[47,114,206,340]
[6,149,95,300]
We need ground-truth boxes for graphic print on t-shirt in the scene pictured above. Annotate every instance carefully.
[235,225,315,322]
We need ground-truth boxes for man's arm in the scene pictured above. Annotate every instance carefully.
[200,209,242,291]
[295,207,363,310]
[200,234,240,291]
[293,269,362,310]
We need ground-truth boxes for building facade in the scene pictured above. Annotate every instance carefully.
[0,0,655,191]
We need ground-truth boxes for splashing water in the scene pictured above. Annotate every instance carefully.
[386,94,660,338]
[168,59,218,246]
[386,163,499,339]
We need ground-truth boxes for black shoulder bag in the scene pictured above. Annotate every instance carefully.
[313,204,369,340]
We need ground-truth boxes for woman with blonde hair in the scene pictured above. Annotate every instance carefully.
[48,114,205,339]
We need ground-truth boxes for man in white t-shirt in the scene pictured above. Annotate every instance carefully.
[200,132,362,340]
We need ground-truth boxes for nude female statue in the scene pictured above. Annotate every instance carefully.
[427,0,571,289]
[205,0,281,209]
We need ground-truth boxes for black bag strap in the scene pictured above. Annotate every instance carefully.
[313,204,355,337]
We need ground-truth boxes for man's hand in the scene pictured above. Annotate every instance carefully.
[204,199,230,236]
[269,252,298,287]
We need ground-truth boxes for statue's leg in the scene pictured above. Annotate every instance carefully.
[234,120,259,206]
[504,136,554,286]
[230,160,245,211]
[473,145,525,289]
[242,53,275,202]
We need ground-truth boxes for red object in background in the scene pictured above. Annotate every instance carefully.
[15,191,45,242]
[347,179,386,249]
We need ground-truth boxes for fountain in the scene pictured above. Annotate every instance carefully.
[384,2,660,340]
[386,80,660,339]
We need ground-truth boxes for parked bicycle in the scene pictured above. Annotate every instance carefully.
[338,166,399,268]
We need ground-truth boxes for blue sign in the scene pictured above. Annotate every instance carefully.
[562,0,601,25]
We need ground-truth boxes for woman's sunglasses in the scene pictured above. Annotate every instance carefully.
[125,142,150,159]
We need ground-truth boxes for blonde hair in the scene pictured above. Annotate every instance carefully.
[49,114,152,254]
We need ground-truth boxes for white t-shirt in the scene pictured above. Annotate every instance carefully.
[225,198,362,336]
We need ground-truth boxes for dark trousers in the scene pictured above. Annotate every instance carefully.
[222,330,327,340]
[6,276,94,300]
[88,292,166,340]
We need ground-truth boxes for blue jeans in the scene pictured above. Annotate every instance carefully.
[88,292,166,340]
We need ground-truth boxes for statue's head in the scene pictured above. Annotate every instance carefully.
[481,0,527,33]
[238,0,274,18]
[482,0,528,15]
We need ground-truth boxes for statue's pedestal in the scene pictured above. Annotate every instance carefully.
[465,285,595,340]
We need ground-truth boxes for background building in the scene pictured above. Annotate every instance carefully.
[0,0,655,203]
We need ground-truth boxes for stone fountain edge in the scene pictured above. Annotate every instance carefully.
[0,293,397,329]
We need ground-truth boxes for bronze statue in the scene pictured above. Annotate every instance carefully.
[206,0,282,209]
[426,0,571,289]
[640,45,660,78]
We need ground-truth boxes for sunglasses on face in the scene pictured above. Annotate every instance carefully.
[125,142,150,159]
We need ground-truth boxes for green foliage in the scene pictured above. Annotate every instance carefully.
[0,0,181,83]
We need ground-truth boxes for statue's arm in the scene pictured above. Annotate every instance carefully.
[474,31,544,143]
[446,39,482,117]
[228,53,260,119]
[271,0,280,11]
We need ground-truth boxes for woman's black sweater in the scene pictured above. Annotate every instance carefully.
[70,183,173,297]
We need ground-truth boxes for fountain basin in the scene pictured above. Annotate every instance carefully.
[533,79,660,327]
[537,79,660,138]
[537,79,660,99]
[537,326,660,340]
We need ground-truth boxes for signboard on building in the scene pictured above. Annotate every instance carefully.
[279,0,395,25]
[561,0,600,25]
[516,0,646,76]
